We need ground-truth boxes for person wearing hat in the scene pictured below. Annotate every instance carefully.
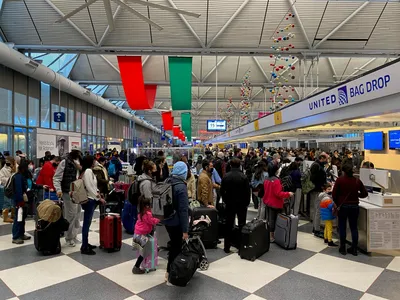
[53,147,83,247]
[163,161,189,284]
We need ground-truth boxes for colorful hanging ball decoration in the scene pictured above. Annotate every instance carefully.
[291,66,296,70]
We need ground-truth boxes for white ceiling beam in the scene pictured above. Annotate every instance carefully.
[103,0,115,31]
[125,0,200,18]
[166,0,205,48]
[202,56,227,82]
[79,80,334,87]
[250,88,264,100]
[280,58,299,76]
[327,57,337,78]
[98,5,122,46]
[287,0,311,49]
[107,97,299,103]
[252,57,269,82]
[192,72,200,83]
[199,87,213,100]
[348,58,376,77]
[17,45,400,57]
[294,87,301,98]
[100,54,120,74]
[142,55,150,66]
[313,2,369,49]
[44,0,97,47]
[207,0,250,48]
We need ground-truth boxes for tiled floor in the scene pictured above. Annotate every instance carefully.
[0,208,399,300]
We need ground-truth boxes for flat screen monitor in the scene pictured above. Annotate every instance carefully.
[389,130,400,150]
[207,120,227,132]
[364,131,384,151]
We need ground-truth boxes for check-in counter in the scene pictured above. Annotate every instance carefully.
[347,194,400,253]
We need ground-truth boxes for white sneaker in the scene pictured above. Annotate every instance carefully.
[66,240,76,247]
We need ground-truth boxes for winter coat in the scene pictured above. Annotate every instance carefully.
[0,166,13,186]
[310,160,327,192]
[319,192,335,221]
[187,173,196,199]
[220,168,251,208]
[36,161,57,190]
[197,170,213,206]
[93,163,109,195]
[163,176,189,233]
[134,210,160,235]
[137,173,156,200]
[262,176,291,209]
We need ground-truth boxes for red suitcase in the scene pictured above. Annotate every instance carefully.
[99,213,122,252]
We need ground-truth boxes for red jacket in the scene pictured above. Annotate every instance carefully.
[36,161,56,190]
[262,176,291,209]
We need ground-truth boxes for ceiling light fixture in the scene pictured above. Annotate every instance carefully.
[54,0,201,31]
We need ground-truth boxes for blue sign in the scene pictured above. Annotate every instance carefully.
[53,112,66,122]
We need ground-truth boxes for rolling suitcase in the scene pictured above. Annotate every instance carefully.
[105,190,125,215]
[240,219,270,261]
[122,200,137,234]
[100,212,122,252]
[114,182,130,199]
[274,213,299,250]
[191,207,218,249]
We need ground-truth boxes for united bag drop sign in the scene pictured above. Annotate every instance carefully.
[308,74,391,112]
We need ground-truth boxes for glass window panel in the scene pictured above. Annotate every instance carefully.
[51,104,59,129]
[68,110,74,132]
[14,127,27,154]
[0,88,12,124]
[88,115,92,135]
[14,93,27,126]
[82,135,88,152]
[0,126,12,153]
[75,111,81,133]
[97,117,101,137]
[28,96,39,127]
[40,83,50,128]
[28,128,36,161]
[60,106,68,131]
[102,119,105,137]
[82,113,87,134]
[93,116,97,135]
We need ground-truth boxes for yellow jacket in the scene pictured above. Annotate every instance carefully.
[197,170,213,206]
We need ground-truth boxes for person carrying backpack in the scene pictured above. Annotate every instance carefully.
[163,161,189,285]
[53,146,83,247]
[137,160,157,200]
[0,157,16,223]
[108,154,122,182]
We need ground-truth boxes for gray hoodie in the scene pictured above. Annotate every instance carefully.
[137,173,155,200]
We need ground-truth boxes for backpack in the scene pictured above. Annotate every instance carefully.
[280,166,290,179]
[4,174,16,199]
[168,241,199,287]
[108,163,116,176]
[301,169,315,194]
[70,172,88,205]
[281,174,294,192]
[152,179,174,221]
[128,179,149,206]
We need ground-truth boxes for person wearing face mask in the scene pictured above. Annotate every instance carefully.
[197,159,214,207]
[53,147,83,247]
[0,157,16,223]
[137,160,156,201]
[36,156,61,200]
[310,154,328,238]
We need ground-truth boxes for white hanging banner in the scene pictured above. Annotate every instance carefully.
[36,134,57,158]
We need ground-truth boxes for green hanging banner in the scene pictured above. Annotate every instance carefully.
[181,112,192,142]
[169,57,193,110]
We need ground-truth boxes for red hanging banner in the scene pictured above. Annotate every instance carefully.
[162,111,173,130]
[173,125,181,137]
[117,56,157,110]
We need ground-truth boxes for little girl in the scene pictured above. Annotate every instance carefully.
[132,196,160,275]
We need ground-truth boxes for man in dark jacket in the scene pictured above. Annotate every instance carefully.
[220,158,251,253]
[310,154,328,237]
[163,162,189,283]
[108,154,122,182]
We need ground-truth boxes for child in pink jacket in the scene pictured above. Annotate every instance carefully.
[132,197,160,274]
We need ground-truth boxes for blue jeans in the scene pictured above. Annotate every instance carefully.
[12,206,27,240]
[81,199,97,250]
[338,204,359,248]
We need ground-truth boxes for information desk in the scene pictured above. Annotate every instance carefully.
[348,199,400,253]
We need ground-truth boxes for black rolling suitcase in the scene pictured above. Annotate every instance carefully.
[240,219,270,261]
[191,207,219,249]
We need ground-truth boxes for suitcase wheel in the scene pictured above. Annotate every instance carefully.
[199,259,209,271]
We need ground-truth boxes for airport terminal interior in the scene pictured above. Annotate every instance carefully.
[0,0,400,299]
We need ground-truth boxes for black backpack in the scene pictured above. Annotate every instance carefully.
[281,174,294,192]
[128,179,147,206]
[168,241,199,287]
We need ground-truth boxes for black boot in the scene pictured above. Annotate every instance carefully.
[339,245,346,255]
[347,247,358,256]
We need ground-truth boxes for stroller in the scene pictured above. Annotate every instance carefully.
[188,214,211,271]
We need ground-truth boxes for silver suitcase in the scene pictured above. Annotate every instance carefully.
[274,213,299,250]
